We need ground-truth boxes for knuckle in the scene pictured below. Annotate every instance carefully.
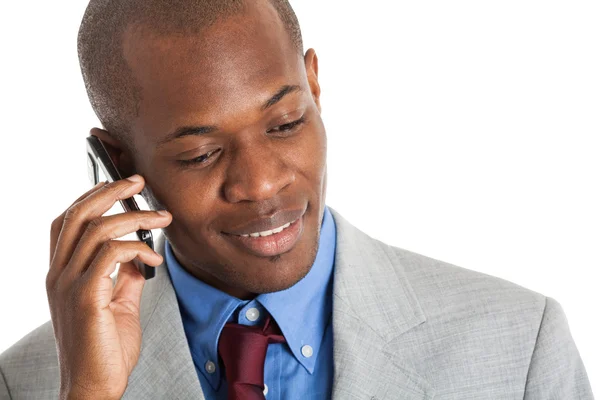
[51,277,78,311]
[54,274,71,296]
[109,179,130,195]
[51,216,63,231]
[86,217,105,233]
[101,239,119,255]
[64,204,82,221]
[45,273,57,294]
[86,217,120,243]
[139,212,156,227]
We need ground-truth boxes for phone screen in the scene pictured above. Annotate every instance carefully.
[86,135,156,280]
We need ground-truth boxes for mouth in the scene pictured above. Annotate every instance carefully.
[223,213,304,258]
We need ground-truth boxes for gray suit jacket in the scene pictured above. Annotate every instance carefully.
[0,207,594,399]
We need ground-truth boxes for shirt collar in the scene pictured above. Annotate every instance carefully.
[165,205,336,388]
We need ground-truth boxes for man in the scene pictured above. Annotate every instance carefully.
[0,0,594,398]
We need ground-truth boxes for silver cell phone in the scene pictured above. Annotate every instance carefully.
[86,135,156,280]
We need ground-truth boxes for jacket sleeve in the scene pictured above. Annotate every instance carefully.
[523,296,595,399]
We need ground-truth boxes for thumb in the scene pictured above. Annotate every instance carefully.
[112,260,147,309]
[111,260,148,374]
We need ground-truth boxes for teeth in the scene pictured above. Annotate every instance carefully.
[239,221,293,237]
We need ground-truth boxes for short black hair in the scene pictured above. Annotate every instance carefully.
[77,0,304,151]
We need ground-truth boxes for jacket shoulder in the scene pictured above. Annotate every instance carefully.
[386,244,546,379]
[389,244,547,316]
[385,244,593,396]
[0,320,60,399]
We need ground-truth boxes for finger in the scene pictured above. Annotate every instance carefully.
[63,210,171,278]
[73,180,111,205]
[79,240,163,308]
[111,261,147,310]
[50,175,146,275]
[50,181,107,265]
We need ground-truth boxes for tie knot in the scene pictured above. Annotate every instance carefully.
[217,314,286,399]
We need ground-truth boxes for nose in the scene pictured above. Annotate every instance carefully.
[222,141,295,203]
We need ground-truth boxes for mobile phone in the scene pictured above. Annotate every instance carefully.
[86,135,156,280]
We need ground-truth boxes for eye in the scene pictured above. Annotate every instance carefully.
[268,116,306,135]
[178,148,221,167]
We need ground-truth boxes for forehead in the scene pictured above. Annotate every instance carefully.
[122,4,305,145]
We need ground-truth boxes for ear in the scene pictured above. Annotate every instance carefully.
[304,48,321,114]
[89,127,136,178]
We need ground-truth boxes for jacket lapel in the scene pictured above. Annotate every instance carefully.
[329,207,436,399]
[122,232,205,400]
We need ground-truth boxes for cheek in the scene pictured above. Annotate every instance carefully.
[145,172,219,232]
[169,181,221,223]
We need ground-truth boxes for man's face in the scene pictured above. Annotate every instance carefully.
[120,4,327,299]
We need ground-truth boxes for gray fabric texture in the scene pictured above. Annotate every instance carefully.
[0,207,594,399]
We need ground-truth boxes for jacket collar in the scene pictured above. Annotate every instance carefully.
[329,207,427,342]
[123,206,436,399]
[328,207,436,399]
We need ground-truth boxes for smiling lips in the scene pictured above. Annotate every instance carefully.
[235,220,294,237]
[223,208,305,257]
[224,208,305,236]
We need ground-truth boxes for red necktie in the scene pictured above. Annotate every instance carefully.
[217,314,286,399]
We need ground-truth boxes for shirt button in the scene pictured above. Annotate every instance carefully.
[301,345,314,358]
[263,383,269,395]
[245,307,260,322]
[205,360,216,374]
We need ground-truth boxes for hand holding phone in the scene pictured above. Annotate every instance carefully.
[86,134,157,279]
[46,163,172,399]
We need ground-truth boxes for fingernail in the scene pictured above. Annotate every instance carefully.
[126,174,143,183]
[157,210,170,216]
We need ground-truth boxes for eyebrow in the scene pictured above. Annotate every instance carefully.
[156,84,302,147]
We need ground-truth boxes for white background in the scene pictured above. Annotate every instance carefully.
[0,0,598,393]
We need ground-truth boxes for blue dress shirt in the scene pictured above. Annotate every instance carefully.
[165,206,337,399]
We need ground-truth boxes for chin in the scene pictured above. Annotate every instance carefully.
[249,261,314,294]
[247,236,319,294]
